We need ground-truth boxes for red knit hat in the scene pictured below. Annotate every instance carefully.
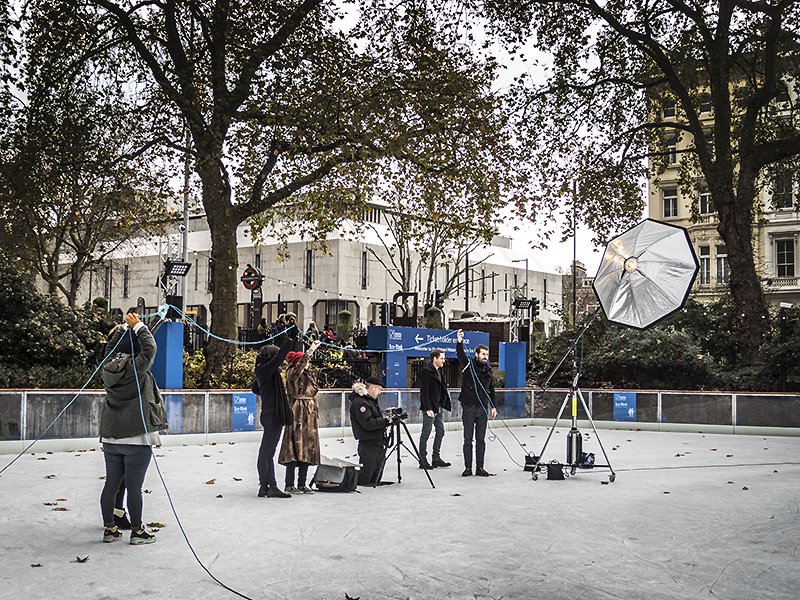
[285,351,304,365]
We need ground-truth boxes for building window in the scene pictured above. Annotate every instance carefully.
[480,268,486,302]
[254,252,261,270]
[194,259,199,291]
[776,239,795,278]
[360,251,368,289]
[363,206,382,224]
[699,192,713,215]
[699,246,710,284]
[663,188,678,218]
[774,172,794,209]
[716,245,729,285]
[104,263,112,298]
[665,136,677,164]
[305,249,313,289]
[663,100,676,119]
[699,95,712,114]
[207,259,213,292]
[122,264,129,298]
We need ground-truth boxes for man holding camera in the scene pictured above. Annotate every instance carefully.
[417,349,452,470]
[349,376,393,486]
[456,329,497,477]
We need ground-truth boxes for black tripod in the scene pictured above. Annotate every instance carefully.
[382,418,435,488]
[531,308,616,482]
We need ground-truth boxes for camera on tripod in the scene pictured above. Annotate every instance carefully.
[384,406,408,421]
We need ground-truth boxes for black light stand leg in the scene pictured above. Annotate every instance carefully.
[576,388,616,482]
[395,421,402,483]
[398,420,435,489]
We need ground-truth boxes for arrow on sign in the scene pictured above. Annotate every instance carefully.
[415,334,423,343]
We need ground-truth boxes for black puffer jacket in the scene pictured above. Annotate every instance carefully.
[456,341,495,409]
[349,382,389,442]
[418,361,452,414]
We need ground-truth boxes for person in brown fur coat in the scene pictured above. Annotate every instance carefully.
[279,339,322,493]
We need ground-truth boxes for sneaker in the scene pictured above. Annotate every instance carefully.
[130,529,156,545]
[103,527,123,543]
[462,468,472,477]
[265,486,292,499]
[432,458,451,468]
[475,468,494,477]
[418,460,434,470]
[114,509,132,530]
[299,486,315,494]
[284,485,300,494]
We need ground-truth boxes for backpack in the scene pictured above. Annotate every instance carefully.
[311,456,358,493]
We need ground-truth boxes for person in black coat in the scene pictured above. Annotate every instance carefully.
[349,377,393,486]
[252,325,298,498]
[417,349,452,469]
[456,329,496,477]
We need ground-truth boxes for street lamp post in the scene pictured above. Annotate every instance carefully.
[511,258,529,299]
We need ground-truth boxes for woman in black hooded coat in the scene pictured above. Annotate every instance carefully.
[252,327,297,498]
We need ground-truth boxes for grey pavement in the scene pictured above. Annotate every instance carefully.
[1,424,799,600]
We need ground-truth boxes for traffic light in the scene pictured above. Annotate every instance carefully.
[531,297,540,319]
[379,302,391,325]
[434,289,445,309]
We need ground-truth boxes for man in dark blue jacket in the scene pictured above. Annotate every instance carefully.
[417,349,452,469]
[456,329,496,477]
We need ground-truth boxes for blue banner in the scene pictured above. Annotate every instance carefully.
[232,393,257,432]
[613,391,637,422]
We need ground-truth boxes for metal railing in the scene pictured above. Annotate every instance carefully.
[2,388,800,443]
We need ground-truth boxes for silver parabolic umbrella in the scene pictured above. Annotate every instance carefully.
[593,219,699,329]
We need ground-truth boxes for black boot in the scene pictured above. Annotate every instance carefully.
[258,484,268,497]
[266,486,292,499]
[431,457,451,468]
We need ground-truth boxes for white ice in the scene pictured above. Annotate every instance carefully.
[1,425,799,600]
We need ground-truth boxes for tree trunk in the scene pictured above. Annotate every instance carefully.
[714,186,770,364]
[196,155,239,387]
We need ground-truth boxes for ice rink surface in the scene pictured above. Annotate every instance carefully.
[1,424,799,600]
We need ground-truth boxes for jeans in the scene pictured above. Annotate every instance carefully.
[461,404,488,469]
[100,443,152,530]
[418,411,445,462]
[257,421,284,489]
[284,462,310,488]
[357,441,385,486]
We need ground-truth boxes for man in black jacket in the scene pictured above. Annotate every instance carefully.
[349,377,393,486]
[456,329,496,477]
[417,349,452,469]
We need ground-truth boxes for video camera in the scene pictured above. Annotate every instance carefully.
[384,406,409,421]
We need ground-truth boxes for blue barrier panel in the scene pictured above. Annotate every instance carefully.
[153,321,184,390]
[232,393,257,432]
[499,342,527,388]
[613,391,637,421]
[165,394,183,433]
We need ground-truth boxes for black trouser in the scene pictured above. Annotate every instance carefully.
[257,418,284,489]
[461,404,488,469]
[357,440,385,486]
[100,443,152,530]
[284,462,310,488]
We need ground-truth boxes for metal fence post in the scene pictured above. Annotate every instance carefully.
[341,391,346,428]
[731,393,737,434]
[21,390,27,442]
[657,392,662,424]
[204,391,210,444]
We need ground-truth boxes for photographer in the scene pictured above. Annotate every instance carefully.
[349,377,393,486]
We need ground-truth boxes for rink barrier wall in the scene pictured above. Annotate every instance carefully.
[1,388,799,454]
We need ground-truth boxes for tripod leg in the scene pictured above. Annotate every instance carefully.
[532,391,571,480]
[380,443,399,485]
[577,388,616,481]
[399,420,435,489]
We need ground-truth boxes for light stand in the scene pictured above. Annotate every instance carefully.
[381,418,435,488]
[531,308,616,482]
